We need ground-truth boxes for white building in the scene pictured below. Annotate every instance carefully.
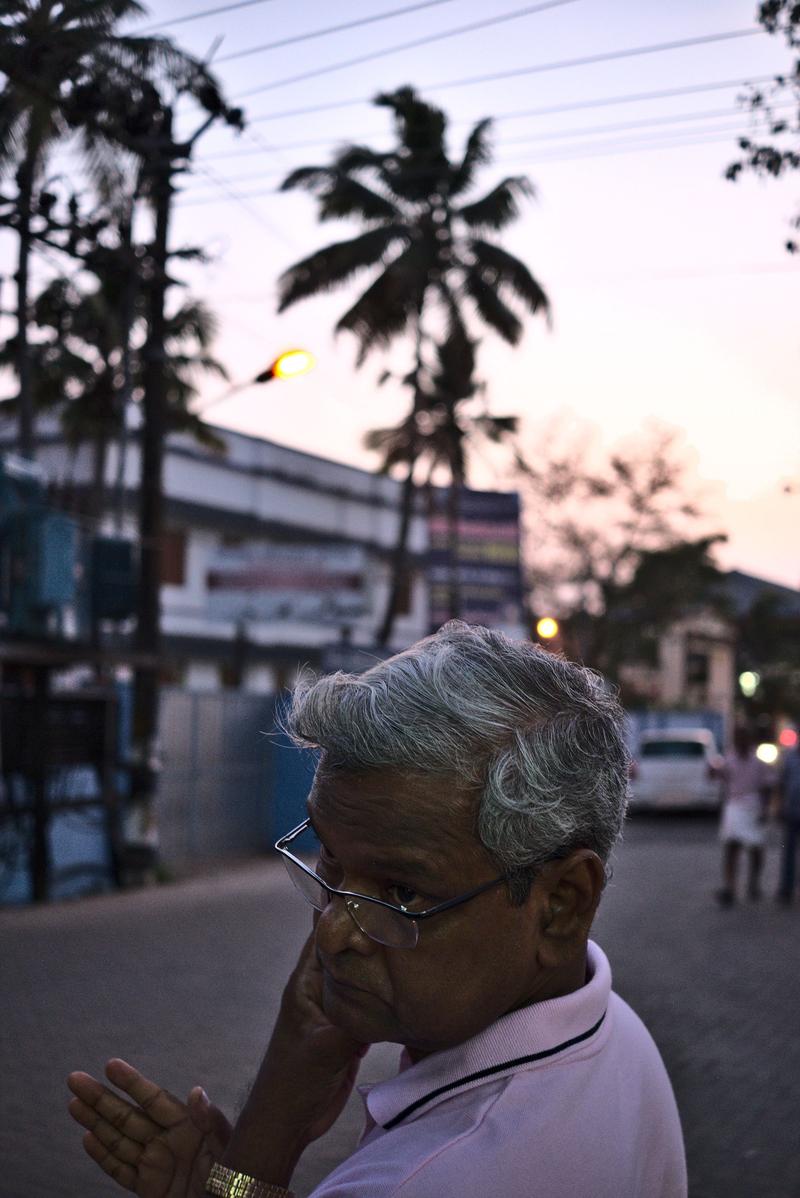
[26,422,432,691]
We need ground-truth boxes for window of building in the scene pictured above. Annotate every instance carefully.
[686,650,709,687]
[394,568,414,617]
[161,528,187,586]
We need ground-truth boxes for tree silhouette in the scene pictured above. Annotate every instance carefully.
[277,85,549,644]
[0,272,228,518]
[0,0,206,456]
[365,319,519,624]
[518,423,729,678]
[726,1,800,252]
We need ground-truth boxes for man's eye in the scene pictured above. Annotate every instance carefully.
[317,851,342,884]
[387,882,424,909]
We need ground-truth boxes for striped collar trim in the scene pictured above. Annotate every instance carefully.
[382,1010,607,1129]
[364,940,612,1132]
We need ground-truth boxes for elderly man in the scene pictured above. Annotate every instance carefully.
[67,622,687,1197]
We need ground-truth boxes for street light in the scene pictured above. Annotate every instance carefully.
[738,670,760,698]
[536,616,559,640]
[199,348,316,414]
[256,348,315,382]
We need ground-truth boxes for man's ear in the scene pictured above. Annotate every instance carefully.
[534,850,605,968]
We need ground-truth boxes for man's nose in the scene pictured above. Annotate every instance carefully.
[315,892,376,956]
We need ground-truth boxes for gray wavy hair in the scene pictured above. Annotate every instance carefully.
[286,621,630,903]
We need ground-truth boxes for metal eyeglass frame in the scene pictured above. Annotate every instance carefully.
[274,818,507,948]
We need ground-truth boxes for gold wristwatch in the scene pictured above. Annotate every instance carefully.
[205,1162,296,1198]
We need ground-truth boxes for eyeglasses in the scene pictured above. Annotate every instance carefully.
[275,818,506,949]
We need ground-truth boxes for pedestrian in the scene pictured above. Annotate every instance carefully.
[66,621,687,1198]
[776,731,800,905]
[716,726,773,907]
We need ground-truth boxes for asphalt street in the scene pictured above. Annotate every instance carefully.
[2,814,798,1198]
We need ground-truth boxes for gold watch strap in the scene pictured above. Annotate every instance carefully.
[205,1162,296,1198]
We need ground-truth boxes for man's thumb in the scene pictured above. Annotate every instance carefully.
[188,1086,233,1150]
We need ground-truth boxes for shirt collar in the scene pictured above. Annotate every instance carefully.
[362,939,611,1131]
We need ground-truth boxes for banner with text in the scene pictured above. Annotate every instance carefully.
[427,488,523,632]
[206,543,367,625]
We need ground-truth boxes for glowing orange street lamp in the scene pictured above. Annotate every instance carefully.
[255,348,316,382]
[199,349,316,414]
[536,616,559,641]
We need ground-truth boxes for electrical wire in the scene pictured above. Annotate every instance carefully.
[501,126,771,168]
[242,28,767,118]
[174,125,769,205]
[233,0,582,99]
[197,74,777,157]
[180,99,797,191]
[139,0,280,33]
[187,164,300,248]
[215,0,464,64]
[491,99,798,149]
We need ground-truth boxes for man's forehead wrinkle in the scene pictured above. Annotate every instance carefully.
[308,770,484,876]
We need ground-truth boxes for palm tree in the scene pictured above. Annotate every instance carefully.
[0,274,228,518]
[365,316,519,627]
[0,0,205,458]
[277,85,549,644]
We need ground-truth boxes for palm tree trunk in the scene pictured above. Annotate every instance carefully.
[377,459,418,647]
[376,305,425,648]
[129,108,174,875]
[114,206,138,533]
[14,137,39,459]
[446,472,462,620]
[89,431,109,521]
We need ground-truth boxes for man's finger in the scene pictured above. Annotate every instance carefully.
[82,1130,138,1192]
[68,1096,145,1166]
[187,1085,233,1156]
[67,1072,156,1144]
[104,1058,185,1129]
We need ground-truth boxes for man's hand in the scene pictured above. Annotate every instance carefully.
[268,930,370,1143]
[219,933,369,1184]
[67,1058,231,1197]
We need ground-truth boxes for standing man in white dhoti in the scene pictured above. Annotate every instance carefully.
[716,727,774,906]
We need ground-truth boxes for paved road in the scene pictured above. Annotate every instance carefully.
[2,814,798,1198]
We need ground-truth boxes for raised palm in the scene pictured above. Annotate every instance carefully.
[67,1058,231,1197]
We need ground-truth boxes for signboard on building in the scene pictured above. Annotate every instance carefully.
[427,488,524,633]
[206,543,368,625]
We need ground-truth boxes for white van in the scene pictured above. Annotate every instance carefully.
[629,728,724,811]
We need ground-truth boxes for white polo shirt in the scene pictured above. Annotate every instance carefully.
[310,941,687,1197]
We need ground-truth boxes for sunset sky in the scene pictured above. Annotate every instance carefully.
[12,0,800,587]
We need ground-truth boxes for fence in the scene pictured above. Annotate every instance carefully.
[0,685,318,903]
[156,687,317,868]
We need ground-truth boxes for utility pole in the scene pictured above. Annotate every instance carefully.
[125,97,239,879]
[127,107,174,871]
[14,148,37,460]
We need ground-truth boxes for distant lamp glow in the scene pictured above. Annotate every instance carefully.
[536,617,559,640]
[199,348,316,414]
[779,728,798,749]
[756,742,779,765]
[261,349,316,382]
[739,670,760,698]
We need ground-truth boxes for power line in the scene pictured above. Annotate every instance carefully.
[174,128,757,204]
[188,164,300,248]
[168,133,742,206]
[498,98,797,149]
[243,28,767,119]
[182,99,795,189]
[469,75,777,127]
[504,127,760,167]
[215,0,463,64]
[196,74,776,158]
[233,0,581,99]
[139,0,279,33]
